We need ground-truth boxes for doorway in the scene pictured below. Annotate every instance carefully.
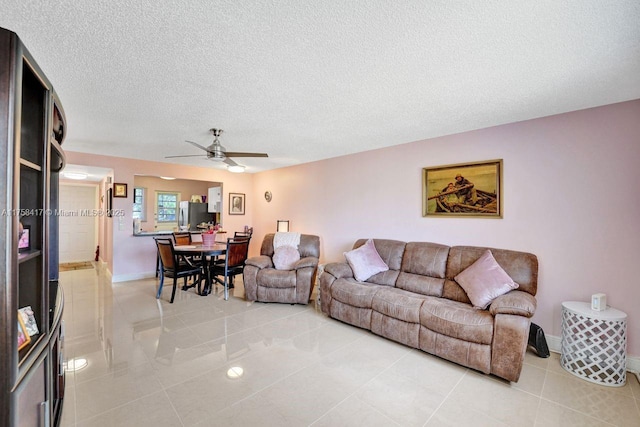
[59,184,98,263]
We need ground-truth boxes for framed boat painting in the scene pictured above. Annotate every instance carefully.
[422,159,503,218]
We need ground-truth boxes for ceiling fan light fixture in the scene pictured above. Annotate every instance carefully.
[63,172,88,180]
[227,165,245,173]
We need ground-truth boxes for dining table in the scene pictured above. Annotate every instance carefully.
[173,243,227,297]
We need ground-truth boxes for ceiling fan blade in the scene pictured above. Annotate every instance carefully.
[165,154,207,158]
[223,157,239,167]
[186,140,211,152]
[224,152,269,158]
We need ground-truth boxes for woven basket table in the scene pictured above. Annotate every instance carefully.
[561,301,627,387]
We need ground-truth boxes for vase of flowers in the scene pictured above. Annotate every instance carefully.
[201,224,219,246]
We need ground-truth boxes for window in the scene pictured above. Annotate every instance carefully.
[156,192,179,223]
[132,187,146,221]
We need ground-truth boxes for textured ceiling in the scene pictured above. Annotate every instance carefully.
[2,1,639,173]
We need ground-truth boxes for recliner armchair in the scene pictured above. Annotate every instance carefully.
[243,233,320,304]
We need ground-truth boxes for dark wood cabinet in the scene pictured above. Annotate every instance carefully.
[1,27,66,427]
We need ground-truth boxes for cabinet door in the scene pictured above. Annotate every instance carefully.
[15,355,49,427]
[208,187,221,212]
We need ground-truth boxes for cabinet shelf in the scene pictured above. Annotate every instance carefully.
[17,333,44,369]
[19,158,42,172]
[18,250,42,263]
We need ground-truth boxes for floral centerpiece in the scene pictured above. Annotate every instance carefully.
[202,224,220,246]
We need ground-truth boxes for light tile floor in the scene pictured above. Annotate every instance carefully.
[59,265,640,427]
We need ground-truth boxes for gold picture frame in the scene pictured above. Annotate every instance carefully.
[114,183,128,198]
[422,159,503,218]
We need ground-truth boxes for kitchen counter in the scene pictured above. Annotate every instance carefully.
[133,230,227,237]
[132,231,173,236]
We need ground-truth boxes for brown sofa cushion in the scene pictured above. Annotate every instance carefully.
[372,287,426,323]
[394,242,449,297]
[401,242,449,278]
[330,279,381,308]
[396,273,446,297]
[420,298,494,345]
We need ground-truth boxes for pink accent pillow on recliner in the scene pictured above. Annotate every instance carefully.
[273,245,300,270]
[344,239,389,282]
[454,249,519,309]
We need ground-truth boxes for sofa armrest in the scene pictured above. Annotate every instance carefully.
[490,313,530,382]
[293,256,319,270]
[245,255,273,270]
[489,290,536,318]
[323,262,354,279]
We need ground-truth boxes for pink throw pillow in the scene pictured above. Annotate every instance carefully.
[454,250,519,309]
[273,246,300,270]
[344,239,389,282]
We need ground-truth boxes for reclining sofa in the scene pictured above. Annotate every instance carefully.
[320,239,538,382]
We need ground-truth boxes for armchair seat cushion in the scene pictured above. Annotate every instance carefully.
[257,269,296,288]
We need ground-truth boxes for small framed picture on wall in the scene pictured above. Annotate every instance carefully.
[114,183,128,198]
[229,193,245,215]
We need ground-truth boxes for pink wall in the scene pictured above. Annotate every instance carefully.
[250,100,640,356]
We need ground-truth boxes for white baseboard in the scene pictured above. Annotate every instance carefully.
[111,271,156,283]
[545,333,640,374]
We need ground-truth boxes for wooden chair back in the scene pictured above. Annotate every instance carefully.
[155,238,175,270]
[173,232,191,245]
[225,238,250,269]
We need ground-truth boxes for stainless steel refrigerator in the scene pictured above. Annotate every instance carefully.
[178,201,214,230]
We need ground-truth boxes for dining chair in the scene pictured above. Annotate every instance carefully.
[155,238,202,303]
[189,231,203,243]
[209,238,250,300]
[233,230,252,241]
[172,231,191,245]
[211,231,250,276]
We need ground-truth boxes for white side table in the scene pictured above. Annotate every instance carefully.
[561,301,627,386]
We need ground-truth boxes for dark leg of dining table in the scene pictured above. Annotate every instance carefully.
[199,256,209,295]
[199,256,216,296]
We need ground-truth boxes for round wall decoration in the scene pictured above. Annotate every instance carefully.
[264,191,272,202]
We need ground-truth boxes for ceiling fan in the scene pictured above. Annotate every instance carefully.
[166,128,268,169]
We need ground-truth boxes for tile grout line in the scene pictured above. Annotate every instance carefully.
[309,348,417,426]
[422,369,468,427]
